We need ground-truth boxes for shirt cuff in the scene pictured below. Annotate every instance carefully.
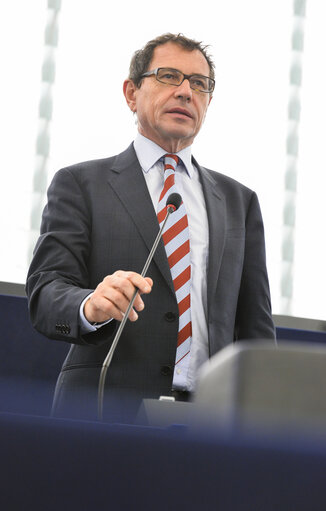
[79,293,113,334]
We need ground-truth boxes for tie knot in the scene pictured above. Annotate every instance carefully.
[164,154,179,171]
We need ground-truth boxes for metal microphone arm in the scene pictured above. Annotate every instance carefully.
[97,203,176,421]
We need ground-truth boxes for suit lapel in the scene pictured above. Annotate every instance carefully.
[107,144,174,293]
[195,159,226,316]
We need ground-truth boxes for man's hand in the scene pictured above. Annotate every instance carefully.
[84,271,153,324]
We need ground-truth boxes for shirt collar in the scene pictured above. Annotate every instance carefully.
[133,133,194,178]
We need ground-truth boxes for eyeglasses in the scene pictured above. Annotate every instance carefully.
[140,67,215,94]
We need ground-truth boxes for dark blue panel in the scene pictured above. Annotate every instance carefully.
[0,294,68,414]
[0,412,326,511]
[276,326,326,344]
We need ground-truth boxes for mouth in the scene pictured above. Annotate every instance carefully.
[166,108,193,119]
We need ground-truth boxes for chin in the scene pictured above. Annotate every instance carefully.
[161,126,195,141]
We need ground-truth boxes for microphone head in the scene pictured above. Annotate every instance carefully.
[166,193,182,212]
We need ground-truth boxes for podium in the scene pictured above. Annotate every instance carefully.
[137,341,326,436]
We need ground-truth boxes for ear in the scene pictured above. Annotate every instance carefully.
[123,79,138,113]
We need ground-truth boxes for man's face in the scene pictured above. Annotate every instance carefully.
[124,42,212,152]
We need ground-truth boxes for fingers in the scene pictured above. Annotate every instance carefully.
[84,271,153,324]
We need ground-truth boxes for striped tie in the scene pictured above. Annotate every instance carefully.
[157,154,192,383]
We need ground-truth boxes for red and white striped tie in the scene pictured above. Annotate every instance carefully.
[157,154,192,382]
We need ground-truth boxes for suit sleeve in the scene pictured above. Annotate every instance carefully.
[26,168,117,345]
[234,191,276,341]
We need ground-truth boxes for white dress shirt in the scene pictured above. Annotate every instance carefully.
[80,133,210,391]
[133,134,209,391]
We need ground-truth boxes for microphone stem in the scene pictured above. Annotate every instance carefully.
[98,206,174,421]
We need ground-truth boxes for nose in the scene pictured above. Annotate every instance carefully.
[174,78,193,101]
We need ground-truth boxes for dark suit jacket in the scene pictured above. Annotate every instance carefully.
[26,143,275,420]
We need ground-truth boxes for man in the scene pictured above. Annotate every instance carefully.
[26,33,275,422]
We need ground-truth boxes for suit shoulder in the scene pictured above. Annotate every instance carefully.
[54,143,136,179]
[63,156,116,173]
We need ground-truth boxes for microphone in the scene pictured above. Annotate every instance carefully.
[166,192,182,213]
[98,193,182,420]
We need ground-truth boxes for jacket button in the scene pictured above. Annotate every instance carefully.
[164,312,176,322]
[161,365,172,376]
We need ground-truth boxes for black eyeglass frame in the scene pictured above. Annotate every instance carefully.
[140,67,215,94]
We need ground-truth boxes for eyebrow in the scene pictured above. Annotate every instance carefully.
[160,67,209,77]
